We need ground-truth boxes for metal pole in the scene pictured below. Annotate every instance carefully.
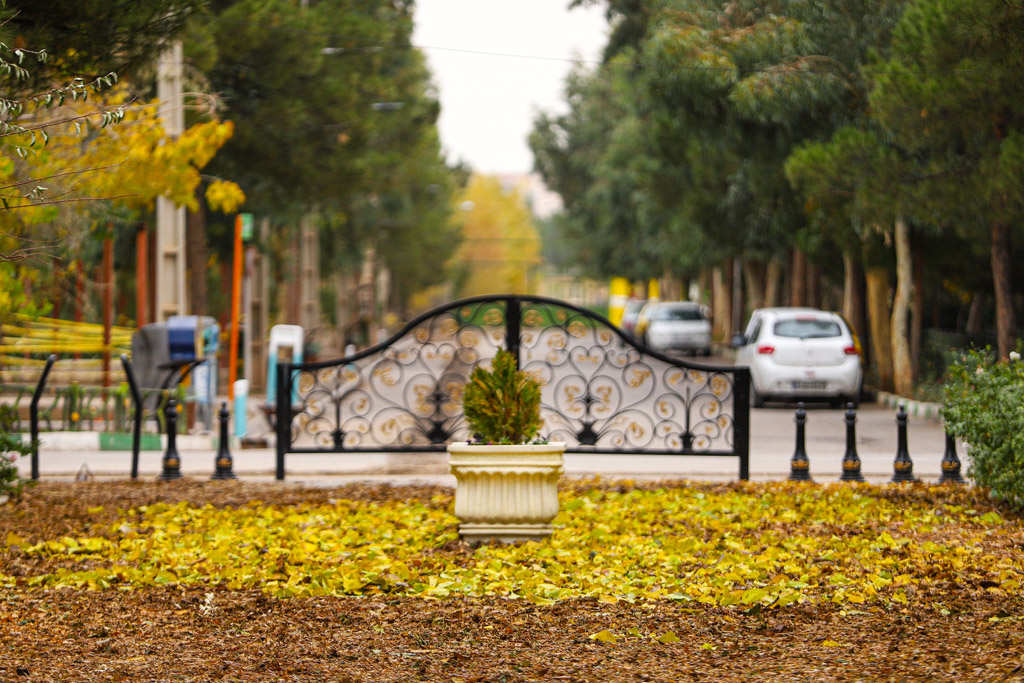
[155,40,186,321]
[275,362,290,480]
[159,395,182,480]
[506,297,521,367]
[890,403,916,483]
[29,354,56,480]
[212,402,237,479]
[228,214,243,400]
[733,367,751,481]
[839,402,865,482]
[789,402,811,481]
[120,355,143,479]
[938,429,965,484]
[102,229,113,390]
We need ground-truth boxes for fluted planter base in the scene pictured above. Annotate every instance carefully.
[447,442,565,544]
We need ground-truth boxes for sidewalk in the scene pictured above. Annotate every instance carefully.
[14,392,963,485]
[18,434,964,487]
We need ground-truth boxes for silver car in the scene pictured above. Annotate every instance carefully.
[635,301,712,355]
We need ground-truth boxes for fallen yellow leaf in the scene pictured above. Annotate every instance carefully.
[590,630,619,644]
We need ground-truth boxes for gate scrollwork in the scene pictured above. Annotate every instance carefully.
[276,295,750,478]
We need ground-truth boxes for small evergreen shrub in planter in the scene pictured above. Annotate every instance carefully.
[449,349,563,544]
[463,349,543,444]
[942,348,1024,509]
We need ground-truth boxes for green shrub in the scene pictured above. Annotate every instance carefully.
[463,349,543,444]
[942,347,1024,509]
[0,406,33,500]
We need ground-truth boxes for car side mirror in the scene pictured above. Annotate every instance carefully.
[730,332,746,349]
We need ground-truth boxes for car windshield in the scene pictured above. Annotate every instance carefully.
[773,318,842,339]
[654,306,704,322]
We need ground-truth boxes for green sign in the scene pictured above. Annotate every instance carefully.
[241,213,254,241]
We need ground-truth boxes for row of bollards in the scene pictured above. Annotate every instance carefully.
[789,402,965,483]
[159,398,237,481]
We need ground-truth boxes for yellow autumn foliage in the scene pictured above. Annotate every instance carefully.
[5,482,1022,610]
[451,175,541,296]
[0,85,244,224]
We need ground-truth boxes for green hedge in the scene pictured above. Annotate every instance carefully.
[942,348,1024,509]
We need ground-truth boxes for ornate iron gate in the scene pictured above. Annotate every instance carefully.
[274,295,750,480]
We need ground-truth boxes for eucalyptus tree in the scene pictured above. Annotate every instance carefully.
[530,61,688,285]
[634,0,909,313]
[868,0,1024,359]
[197,0,457,315]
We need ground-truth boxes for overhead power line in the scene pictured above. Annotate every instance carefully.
[209,15,984,77]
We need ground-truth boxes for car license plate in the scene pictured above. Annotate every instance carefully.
[791,380,826,390]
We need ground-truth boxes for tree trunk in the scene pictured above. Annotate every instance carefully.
[731,258,743,336]
[911,243,924,384]
[765,259,782,307]
[866,267,894,392]
[742,260,766,311]
[806,263,821,309]
[891,216,913,396]
[966,293,985,336]
[712,266,732,342]
[991,222,1016,359]
[850,255,870,368]
[791,250,807,307]
[186,187,208,316]
[843,252,857,329]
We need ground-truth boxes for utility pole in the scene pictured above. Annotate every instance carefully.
[155,41,187,320]
[299,213,320,336]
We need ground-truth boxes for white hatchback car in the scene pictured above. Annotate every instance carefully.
[635,301,712,355]
[734,308,863,408]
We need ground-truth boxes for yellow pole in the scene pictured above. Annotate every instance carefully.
[608,277,631,326]
[228,215,244,401]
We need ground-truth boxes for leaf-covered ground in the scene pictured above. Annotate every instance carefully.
[1,480,1023,682]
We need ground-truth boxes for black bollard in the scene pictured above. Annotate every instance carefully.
[159,396,183,480]
[211,401,237,480]
[789,402,811,481]
[890,403,917,483]
[938,430,965,484]
[839,402,865,482]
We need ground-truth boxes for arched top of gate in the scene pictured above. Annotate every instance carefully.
[291,294,740,376]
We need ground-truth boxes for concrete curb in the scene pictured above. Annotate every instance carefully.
[19,431,216,452]
[876,391,943,422]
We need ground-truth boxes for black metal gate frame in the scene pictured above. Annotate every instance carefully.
[275,295,750,480]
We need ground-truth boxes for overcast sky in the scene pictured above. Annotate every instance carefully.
[412,0,609,177]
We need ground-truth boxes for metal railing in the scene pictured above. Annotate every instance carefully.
[275,294,752,480]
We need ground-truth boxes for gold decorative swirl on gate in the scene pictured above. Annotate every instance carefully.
[628,369,651,388]
[373,366,398,386]
[413,384,432,413]
[440,318,458,337]
[594,385,612,414]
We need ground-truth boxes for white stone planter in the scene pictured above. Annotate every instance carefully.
[447,442,565,544]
